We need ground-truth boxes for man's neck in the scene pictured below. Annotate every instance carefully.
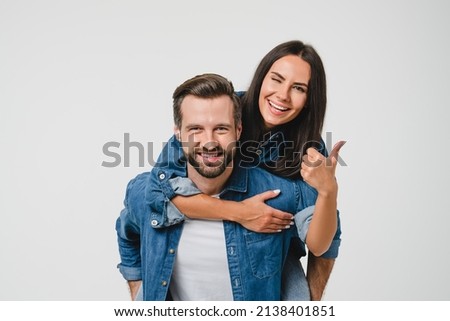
[187,166,233,196]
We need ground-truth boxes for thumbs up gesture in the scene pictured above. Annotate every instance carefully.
[300,141,346,195]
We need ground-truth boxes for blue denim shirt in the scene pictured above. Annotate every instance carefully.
[144,135,340,259]
[116,135,342,300]
[116,162,322,300]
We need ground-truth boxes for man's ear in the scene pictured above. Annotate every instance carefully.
[236,122,242,140]
[174,126,181,141]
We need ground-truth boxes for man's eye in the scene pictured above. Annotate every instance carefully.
[216,127,229,133]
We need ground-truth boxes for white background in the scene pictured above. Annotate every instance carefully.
[1,0,449,300]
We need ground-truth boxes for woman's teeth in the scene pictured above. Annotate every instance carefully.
[269,101,288,111]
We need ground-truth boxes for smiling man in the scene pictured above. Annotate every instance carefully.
[116,73,322,300]
[177,94,238,181]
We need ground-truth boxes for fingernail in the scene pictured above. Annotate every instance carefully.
[285,225,291,229]
[290,221,294,225]
[273,189,280,194]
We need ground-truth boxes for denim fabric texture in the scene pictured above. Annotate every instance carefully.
[116,134,341,300]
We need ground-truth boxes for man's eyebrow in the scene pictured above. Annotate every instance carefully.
[216,123,233,128]
[270,71,308,88]
[185,124,202,128]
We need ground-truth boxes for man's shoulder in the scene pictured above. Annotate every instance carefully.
[245,166,293,183]
[124,171,152,203]
[240,166,297,196]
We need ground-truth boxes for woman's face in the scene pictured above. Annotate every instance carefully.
[258,55,311,128]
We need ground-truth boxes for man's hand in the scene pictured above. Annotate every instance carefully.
[301,141,346,196]
[238,190,294,233]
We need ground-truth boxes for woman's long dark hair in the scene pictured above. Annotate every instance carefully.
[241,40,327,179]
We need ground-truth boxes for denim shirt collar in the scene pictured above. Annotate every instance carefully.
[218,162,249,196]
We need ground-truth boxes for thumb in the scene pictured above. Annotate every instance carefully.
[257,189,281,201]
[329,140,346,161]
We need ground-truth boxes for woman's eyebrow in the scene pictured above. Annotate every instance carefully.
[270,71,308,88]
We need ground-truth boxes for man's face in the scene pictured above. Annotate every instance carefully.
[176,95,242,179]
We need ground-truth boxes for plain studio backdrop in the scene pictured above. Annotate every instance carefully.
[1,0,449,301]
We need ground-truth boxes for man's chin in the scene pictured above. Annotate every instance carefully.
[198,169,223,179]
[195,162,227,178]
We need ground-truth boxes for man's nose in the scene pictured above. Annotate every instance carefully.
[202,132,219,150]
[203,131,218,145]
[202,141,219,151]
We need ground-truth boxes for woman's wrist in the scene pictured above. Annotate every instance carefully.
[317,180,338,199]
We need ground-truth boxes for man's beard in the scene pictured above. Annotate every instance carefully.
[186,144,234,178]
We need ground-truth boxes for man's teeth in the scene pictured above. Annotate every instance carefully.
[269,101,288,111]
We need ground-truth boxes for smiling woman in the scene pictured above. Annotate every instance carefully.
[259,55,311,128]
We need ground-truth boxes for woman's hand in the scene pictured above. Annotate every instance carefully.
[300,141,346,196]
[238,190,294,233]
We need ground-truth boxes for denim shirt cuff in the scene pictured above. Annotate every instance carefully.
[117,264,142,281]
[155,169,177,200]
[320,239,341,259]
[152,177,202,229]
[169,177,202,196]
[165,177,202,225]
[294,205,315,242]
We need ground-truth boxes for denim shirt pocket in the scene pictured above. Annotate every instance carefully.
[244,232,282,279]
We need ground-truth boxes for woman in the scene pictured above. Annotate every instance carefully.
[149,40,344,300]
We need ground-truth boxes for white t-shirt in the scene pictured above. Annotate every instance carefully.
[169,217,233,301]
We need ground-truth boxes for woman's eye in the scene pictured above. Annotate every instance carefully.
[271,77,282,83]
[293,85,306,93]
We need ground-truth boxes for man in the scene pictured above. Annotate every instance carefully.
[116,73,339,300]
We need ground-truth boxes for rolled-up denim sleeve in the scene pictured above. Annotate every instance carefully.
[147,135,204,228]
[320,211,341,259]
[116,176,144,281]
[145,135,185,227]
[294,205,316,242]
[160,177,203,225]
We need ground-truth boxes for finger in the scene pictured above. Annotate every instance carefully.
[271,219,294,229]
[302,154,322,168]
[261,224,292,233]
[260,227,284,234]
[271,210,294,221]
[269,215,294,227]
[329,140,346,160]
[255,189,282,202]
[300,168,309,180]
[306,147,323,162]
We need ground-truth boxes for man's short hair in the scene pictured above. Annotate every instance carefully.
[172,73,241,129]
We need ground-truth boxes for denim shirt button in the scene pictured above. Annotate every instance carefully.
[159,173,166,180]
[169,249,175,254]
[161,280,168,286]
[151,219,159,226]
